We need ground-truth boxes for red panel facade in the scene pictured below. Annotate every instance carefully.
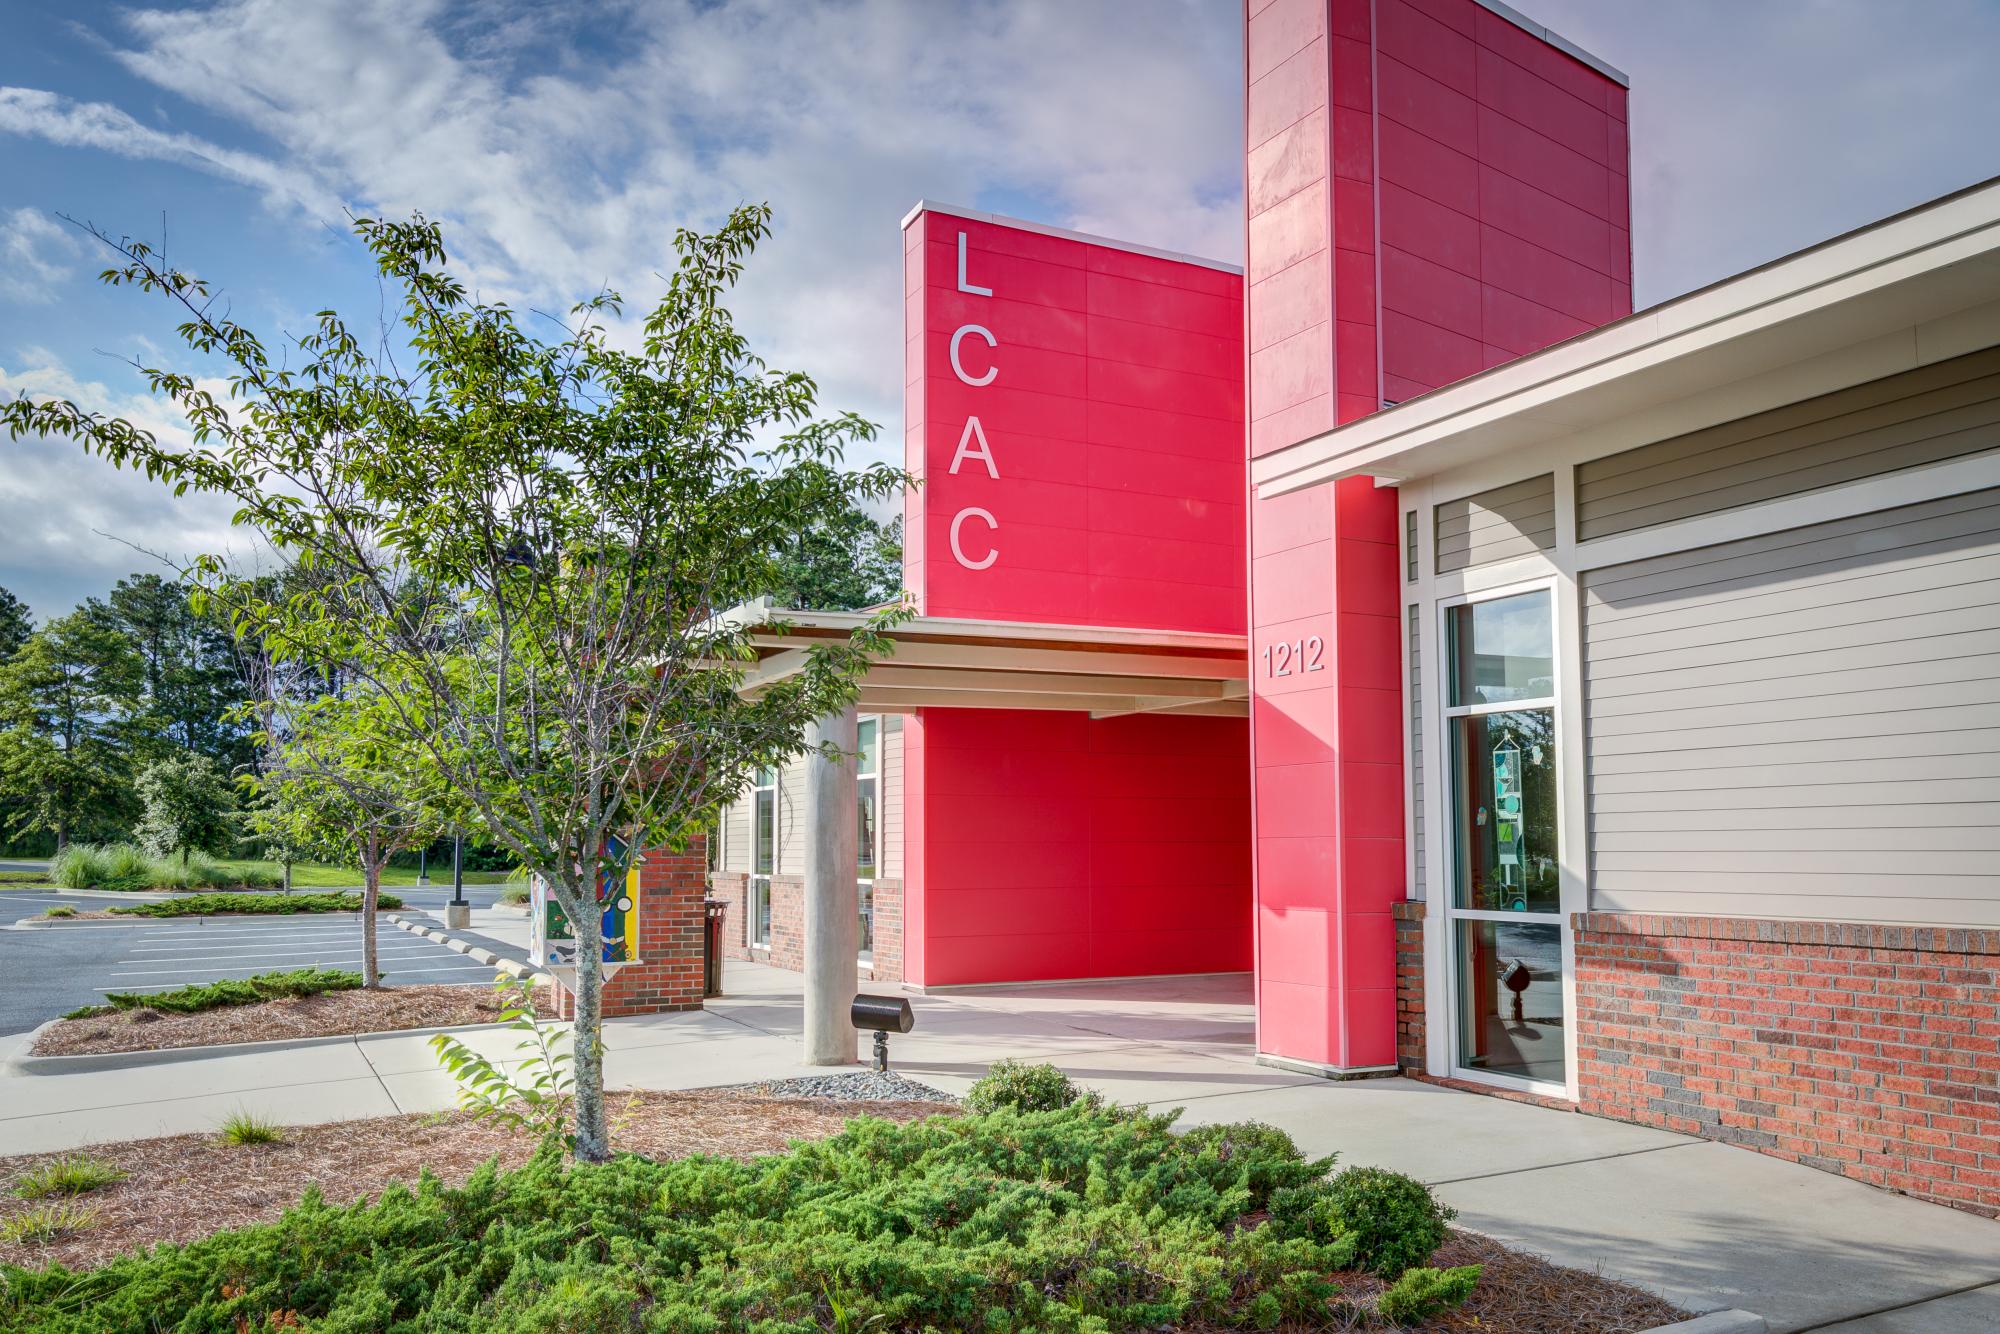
[1244,0,1630,1070]
[904,210,1246,632]
[900,207,1253,987]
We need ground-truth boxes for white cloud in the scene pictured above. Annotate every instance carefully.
[46,0,1241,468]
[0,87,341,220]
[0,208,83,303]
[0,350,246,618]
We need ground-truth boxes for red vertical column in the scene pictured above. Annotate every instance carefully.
[1245,0,1632,1071]
[1247,0,1395,1070]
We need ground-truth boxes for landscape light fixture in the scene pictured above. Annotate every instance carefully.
[850,993,914,1073]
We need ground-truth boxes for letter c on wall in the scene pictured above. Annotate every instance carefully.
[949,325,997,387]
[949,507,998,571]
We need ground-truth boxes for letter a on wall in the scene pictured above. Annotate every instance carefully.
[949,416,999,479]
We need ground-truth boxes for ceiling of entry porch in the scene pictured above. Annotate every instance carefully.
[718,598,1249,720]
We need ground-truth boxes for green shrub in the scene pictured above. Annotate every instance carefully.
[108,892,400,917]
[964,1058,1087,1113]
[217,1111,283,1147]
[1377,1264,1481,1324]
[49,844,283,893]
[92,968,363,1016]
[1320,1165,1455,1277]
[59,1004,113,1020]
[40,906,75,919]
[0,1101,1359,1331]
[0,1203,96,1245]
[498,885,530,906]
[13,1156,126,1200]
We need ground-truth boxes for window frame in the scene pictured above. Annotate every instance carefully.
[1435,575,1572,1099]
[856,716,881,961]
[750,765,776,950]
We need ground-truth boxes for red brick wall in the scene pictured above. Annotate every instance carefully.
[552,838,708,1019]
[868,879,904,985]
[1576,913,2000,1216]
[708,871,751,962]
[1393,900,1426,1073]
[735,874,906,986]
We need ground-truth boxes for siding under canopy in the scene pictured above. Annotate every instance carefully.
[1581,485,2000,926]
[1434,473,1556,574]
[1577,345,2000,541]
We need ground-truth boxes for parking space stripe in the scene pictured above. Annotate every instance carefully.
[113,950,450,968]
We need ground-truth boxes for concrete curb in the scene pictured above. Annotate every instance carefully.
[1641,1312,1767,1333]
[387,914,539,980]
[4,1017,534,1077]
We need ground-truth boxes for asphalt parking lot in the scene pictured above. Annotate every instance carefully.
[0,904,511,1036]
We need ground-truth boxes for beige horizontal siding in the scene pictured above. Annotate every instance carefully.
[1582,486,2000,926]
[1577,345,2000,540]
[881,716,904,882]
[1434,473,1555,574]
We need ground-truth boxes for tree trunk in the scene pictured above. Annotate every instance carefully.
[361,850,381,989]
[567,875,610,1162]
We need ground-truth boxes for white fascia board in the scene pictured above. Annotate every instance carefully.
[1252,177,2000,497]
[900,200,1243,276]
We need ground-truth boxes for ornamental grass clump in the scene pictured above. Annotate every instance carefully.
[0,1093,1475,1332]
[12,1156,125,1201]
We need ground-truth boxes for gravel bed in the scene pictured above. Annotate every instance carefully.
[745,1070,958,1103]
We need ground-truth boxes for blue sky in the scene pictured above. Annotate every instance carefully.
[1,0,1996,619]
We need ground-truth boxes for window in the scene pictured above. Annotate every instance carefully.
[751,765,776,948]
[1442,587,1565,1089]
[856,717,880,959]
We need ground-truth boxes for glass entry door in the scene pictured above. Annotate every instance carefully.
[1442,586,1567,1090]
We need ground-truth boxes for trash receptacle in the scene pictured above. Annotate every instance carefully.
[703,899,726,997]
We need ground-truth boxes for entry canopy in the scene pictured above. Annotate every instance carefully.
[718,597,1248,720]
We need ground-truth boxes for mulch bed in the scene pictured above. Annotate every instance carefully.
[30,984,558,1057]
[0,1089,950,1272]
[1327,1230,1689,1331]
[0,1087,1690,1330]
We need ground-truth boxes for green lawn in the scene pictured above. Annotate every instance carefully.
[0,861,521,890]
[220,860,521,888]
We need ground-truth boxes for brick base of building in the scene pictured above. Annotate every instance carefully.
[1575,912,2000,1216]
[1391,903,2000,1214]
[551,838,708,1020]
[704,871,905,985]
[1393,901,1426,1075]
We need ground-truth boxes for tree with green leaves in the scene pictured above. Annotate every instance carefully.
[133,751,238,865]
[769,504,904,610]
[248,687,442,987]
[0,585,32,662]
[107,572,253,768]
[5,205,904,1159]
[0,606,142,850]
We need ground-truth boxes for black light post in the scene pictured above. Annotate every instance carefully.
[417,845,429,886]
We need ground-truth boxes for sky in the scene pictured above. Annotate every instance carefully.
[0,0,1995,620]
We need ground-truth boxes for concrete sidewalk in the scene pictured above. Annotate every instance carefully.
[3,959,1996,1331]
